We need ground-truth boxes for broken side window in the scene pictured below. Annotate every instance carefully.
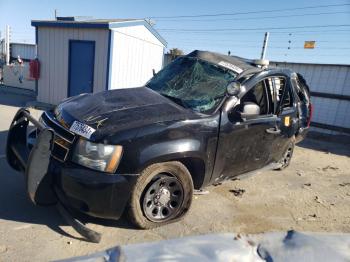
[264,78,275,114]
[239,79,273,115]
[272,77,293,112]
[294,74,310,104]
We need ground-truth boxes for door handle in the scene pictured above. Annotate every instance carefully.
[266,127,281,135]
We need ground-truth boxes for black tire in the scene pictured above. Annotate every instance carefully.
[127,161,193,229]
[275,138,295,170]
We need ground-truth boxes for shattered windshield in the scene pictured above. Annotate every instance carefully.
[147,57,237,113]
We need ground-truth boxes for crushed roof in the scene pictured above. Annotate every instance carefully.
[187,50,258,72]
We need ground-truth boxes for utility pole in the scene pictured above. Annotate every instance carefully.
[260,32,269,60]
[5,25,10,65]
[54,9,57,19]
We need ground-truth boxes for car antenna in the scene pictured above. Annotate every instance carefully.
[254,32,270,69]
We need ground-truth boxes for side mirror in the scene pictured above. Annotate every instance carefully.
[152,69,156,76]
[226,81,241,96]
[240,102,260,120]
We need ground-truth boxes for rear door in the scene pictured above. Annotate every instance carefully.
[292,73,312,138]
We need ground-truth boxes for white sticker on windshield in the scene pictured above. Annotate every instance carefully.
[69,121,96,139]
[218,61,243,74]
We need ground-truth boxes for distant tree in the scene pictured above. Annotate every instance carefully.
[169,48,184,59]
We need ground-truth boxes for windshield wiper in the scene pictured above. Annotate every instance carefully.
[161,94,188,108]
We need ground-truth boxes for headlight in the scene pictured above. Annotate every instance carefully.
[72,139,123,173]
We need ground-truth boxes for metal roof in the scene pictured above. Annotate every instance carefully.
[31,19,167,47]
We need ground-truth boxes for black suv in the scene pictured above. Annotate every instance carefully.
[7,50,312,233]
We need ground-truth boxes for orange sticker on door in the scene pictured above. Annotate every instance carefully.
[284,116,291,127]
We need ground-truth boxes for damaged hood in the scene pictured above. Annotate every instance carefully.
[55,87,195,141]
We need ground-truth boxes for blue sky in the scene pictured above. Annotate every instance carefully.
[0,0,349,64]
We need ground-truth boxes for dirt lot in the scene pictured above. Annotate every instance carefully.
[0,104,349,261]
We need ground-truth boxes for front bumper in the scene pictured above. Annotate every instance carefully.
[53,161,134,219]
[6,108,134,220]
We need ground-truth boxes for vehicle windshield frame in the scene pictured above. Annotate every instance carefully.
[146,56,238,115]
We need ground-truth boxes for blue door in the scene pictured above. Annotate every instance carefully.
[68,40,95,97]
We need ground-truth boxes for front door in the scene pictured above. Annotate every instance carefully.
[212,78,277,181]
[68,40,95,97]
[268,76,298,163]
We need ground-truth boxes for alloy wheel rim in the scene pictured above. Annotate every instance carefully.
[282,146,293,166]
[142,174,184,222]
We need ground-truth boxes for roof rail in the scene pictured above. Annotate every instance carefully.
[236,67,264,80]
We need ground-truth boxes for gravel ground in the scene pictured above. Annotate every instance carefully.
[0,104,349,261]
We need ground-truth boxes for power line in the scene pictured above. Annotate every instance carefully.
[178,47,350,56]
[170,47,349,57]
[263,53,350,57]
[157,11,349,22]
[168,41,350,48]
[149,3,350,19]
[175,43,350,50]
[164,37,350,43]
[158,24,350,32]
[112,30,164,47]
[165,36,349,43]
[160,29,350,35]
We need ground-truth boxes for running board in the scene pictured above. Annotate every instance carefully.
[56,202,102,243]
[235,162,281,180]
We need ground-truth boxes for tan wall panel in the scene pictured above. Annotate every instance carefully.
[37,27,109,104]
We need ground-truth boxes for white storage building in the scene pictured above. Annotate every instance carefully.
[32,18,167,105]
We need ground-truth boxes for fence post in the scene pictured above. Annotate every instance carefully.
[6,25,10,65]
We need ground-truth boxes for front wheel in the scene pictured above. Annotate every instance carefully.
[127,161,193,229]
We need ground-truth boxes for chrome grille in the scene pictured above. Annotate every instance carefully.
[41,112,76,162]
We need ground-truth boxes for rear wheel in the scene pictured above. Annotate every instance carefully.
[127,161,193,229]
[276,139,295,170]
